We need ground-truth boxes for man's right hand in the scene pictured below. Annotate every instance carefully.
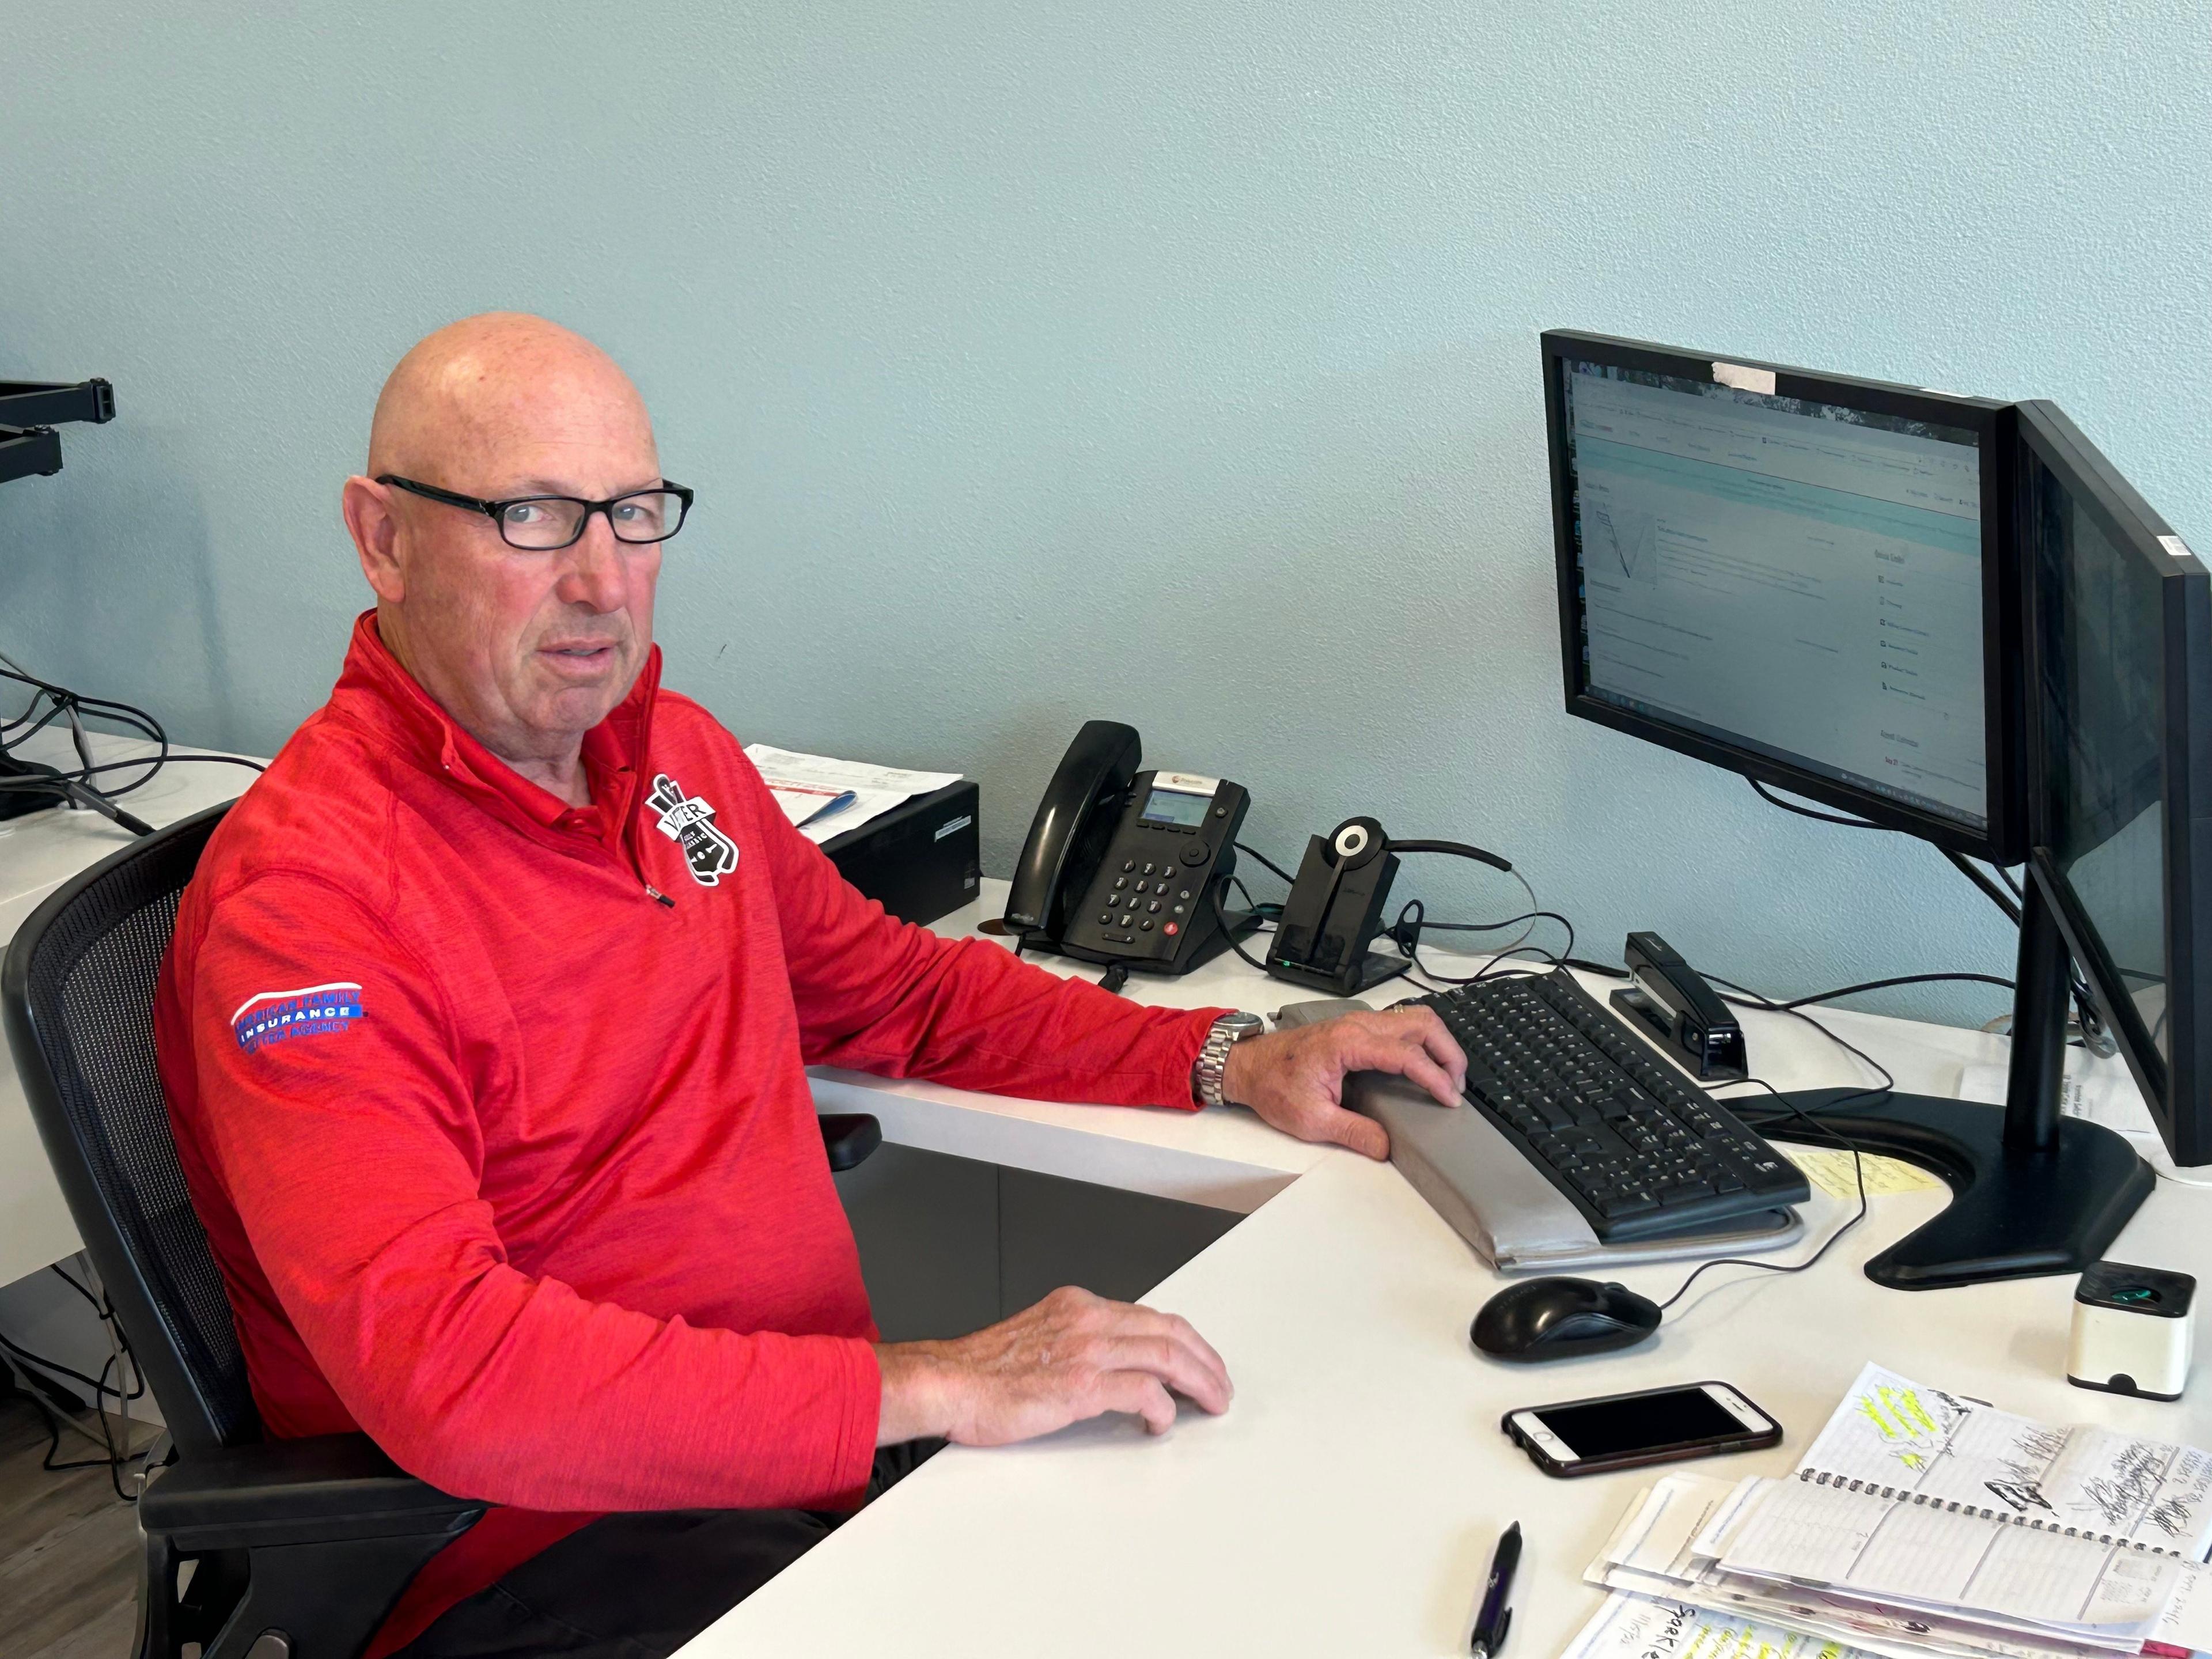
[874,1285,1232,1446]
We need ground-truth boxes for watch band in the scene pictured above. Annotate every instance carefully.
[1192,1012,1264,1108]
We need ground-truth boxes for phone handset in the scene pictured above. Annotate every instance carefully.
[1003,719,1141,951]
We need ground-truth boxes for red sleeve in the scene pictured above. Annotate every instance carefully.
[748,772,1222,1108]
[187,873,879,1512]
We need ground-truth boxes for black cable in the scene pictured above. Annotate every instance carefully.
[1941,849,2021,926]
[0,753,266,789]
[0,653,263,838]
[1705,973,1900,1101]
[48,1262,104,1314]
[4,1291,149,1498]
[0,1328,131,1402]
[1749,777,1881,828]
[1209,877,1279,976]
[1407,911,1559,934]
[1406,916,1576,985]
[1744,776,2109,1036]
[1562,957,1630,979]
[0,753,265,834]
[1777,971,2015,1009]
[1651,1078,1876,1313]
[20,1374,120,1474]
[1398,936,1573,993]
[1233,840,1298,888]
[47,1266,147,1400]
[1,1274,145,1410]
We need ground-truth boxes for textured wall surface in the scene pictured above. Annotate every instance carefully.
[3,3,2207,1027]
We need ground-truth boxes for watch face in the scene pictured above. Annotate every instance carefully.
[1222,1013,1266,1037]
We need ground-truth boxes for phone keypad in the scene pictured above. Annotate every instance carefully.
[1067,776,1246,963]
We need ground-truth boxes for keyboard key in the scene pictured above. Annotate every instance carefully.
[1594,1189,1660,1217]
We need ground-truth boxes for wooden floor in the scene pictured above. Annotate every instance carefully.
[0,1380,149,1659]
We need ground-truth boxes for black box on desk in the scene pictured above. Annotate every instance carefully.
[822,780,980,928]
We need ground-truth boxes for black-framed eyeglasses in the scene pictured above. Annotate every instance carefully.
[376,475,694,551]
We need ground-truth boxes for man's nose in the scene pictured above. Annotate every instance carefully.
[555,512,630,612]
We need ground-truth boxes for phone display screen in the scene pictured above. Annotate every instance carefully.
[1140,787,1214,828]
[1533,1387,1746,1459]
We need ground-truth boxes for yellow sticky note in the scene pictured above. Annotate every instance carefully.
[1781,1144,1946,1200]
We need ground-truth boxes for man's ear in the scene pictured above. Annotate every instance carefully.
[342,475,406,601]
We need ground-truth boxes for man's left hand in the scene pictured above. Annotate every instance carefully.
[1217,1007,1466,1160]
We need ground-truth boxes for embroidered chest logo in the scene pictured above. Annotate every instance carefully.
[231,982,366,1055]
[647,773,739,886]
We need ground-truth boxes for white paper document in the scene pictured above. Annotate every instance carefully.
[741,745,961,846]
[1582,1475,2212,1659]
[1560,1590,1879,1659]
[1797,1363,2212,1556]
[1957,1059,2158,1146]
[1717,1476,2182,1636]
[1689,1365,2212,1646]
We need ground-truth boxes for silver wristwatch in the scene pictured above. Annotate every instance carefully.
[1192,1011,1266,1107]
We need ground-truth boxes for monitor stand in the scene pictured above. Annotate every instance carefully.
[1741,877,2153,1290]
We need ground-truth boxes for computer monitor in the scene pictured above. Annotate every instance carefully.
[1544,331,2020,861]
[1544,332,2152,1289]
[2019,399,2212,1170]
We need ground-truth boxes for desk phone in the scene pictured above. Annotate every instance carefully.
[1003,721,1259,975]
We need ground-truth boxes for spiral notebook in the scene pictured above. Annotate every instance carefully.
[1710,1363,2212,1642]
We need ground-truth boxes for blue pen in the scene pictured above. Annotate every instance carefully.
[1469,1520,1521,1658]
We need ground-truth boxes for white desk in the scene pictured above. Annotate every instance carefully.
[697,880,2212,1658]
[0,730,256,1288]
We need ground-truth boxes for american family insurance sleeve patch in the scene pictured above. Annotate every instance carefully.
[231,982,367,1054]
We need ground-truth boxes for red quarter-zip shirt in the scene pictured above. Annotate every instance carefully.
[153,614,1222,1652]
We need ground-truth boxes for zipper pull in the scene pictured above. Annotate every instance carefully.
[645,885,676,909]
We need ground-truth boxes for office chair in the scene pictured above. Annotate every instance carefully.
[3,801,881,1658]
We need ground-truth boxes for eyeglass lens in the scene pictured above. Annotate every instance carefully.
[497,490,687,550]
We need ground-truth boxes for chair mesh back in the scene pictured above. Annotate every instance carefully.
[9,806,258,1449]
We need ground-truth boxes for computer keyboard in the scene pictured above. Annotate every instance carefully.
[1416,971,1810,1242]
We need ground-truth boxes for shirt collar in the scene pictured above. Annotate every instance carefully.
[331,611,659,849]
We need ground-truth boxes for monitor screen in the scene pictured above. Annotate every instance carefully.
[1559,355,1991,832]
[2028,438,2173,1069]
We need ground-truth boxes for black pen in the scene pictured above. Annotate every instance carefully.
[1469,1520,1521,1659]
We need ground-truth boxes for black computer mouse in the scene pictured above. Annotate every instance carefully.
[1470,1276,1662,1362]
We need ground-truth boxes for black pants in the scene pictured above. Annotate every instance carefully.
[395,1441,942,1658]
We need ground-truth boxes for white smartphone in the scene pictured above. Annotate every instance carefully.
[1503,1380,1781,1478]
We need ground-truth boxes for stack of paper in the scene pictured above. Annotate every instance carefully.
[1566,1365,2212,1659]
[1562,1589,1885,1659]
[743,745,961,846]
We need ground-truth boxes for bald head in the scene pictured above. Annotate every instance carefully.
[366,312,656,485]
[342,313,667,805]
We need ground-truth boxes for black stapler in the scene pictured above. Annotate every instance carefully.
[1609,930,1747,1081]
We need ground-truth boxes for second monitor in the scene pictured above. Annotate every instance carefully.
[1543,330,2158,1289]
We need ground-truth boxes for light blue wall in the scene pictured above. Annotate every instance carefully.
[3,3,2207,1027]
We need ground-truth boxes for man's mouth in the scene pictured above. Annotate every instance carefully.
[540,641,620,673]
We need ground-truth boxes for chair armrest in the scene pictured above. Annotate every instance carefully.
[140,1432,484,1551]
[820,1111,882,1171]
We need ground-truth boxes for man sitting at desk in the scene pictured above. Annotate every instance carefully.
[153,313,1466,1658]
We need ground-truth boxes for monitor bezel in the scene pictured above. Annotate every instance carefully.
[2018,399,2212,1168]
[1544,329,2022,864]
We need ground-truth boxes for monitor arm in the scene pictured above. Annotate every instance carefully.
[0,377,115,487]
